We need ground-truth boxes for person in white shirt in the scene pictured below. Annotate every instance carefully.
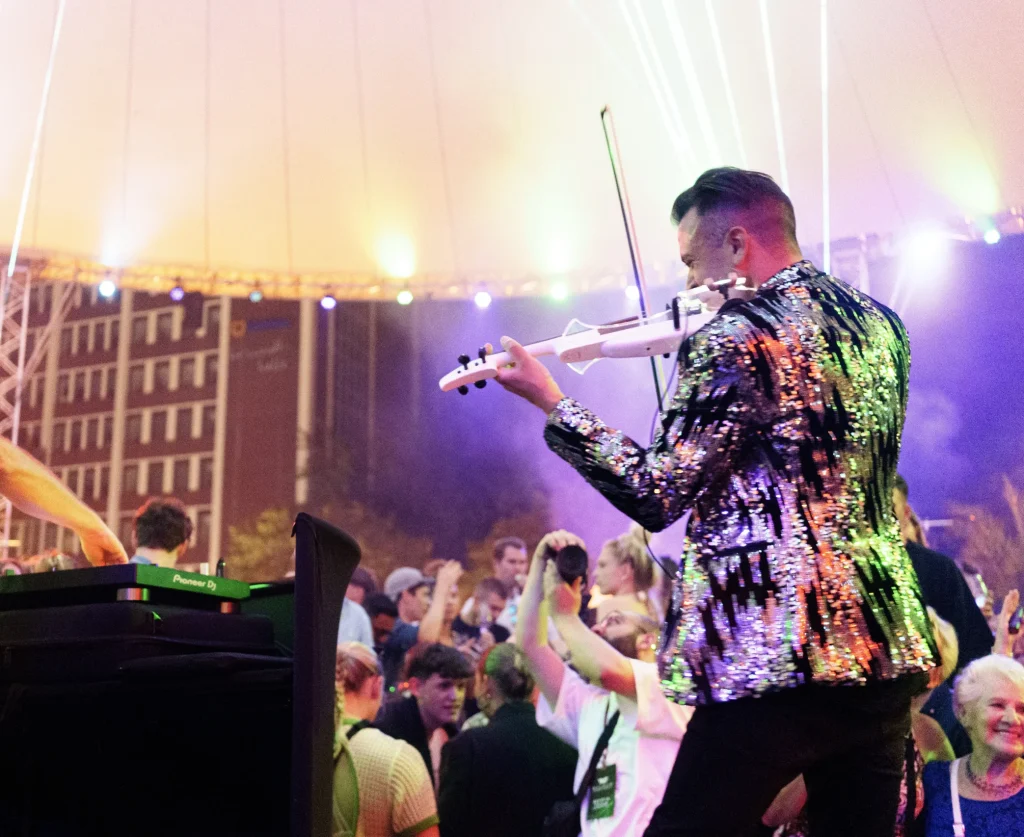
[516,530,691,837]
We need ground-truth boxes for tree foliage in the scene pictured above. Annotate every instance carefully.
[949,475,1024,602]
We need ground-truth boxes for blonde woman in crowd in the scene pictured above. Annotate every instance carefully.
[334,642,439,837]
[592,524,659,622]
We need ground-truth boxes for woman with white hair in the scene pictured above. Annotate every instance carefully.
[921,653,1024,835]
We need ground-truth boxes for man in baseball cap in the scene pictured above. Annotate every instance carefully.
[380,562,463,692]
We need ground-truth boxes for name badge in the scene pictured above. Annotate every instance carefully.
[587,765,617,820]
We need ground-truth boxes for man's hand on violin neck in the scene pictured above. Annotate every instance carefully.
[493,336,565,414]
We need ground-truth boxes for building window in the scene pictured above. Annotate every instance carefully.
[123,464,139,496]
[203,354,218,388]
[63,528,78,555]
[82,467,95,500]
[67,469,80,495]
[199,457,214,490]
[147,461,165,495]
[176,406,193,441]
[53,421,66,451]
[60,326,73,356]
[58,373,71,403]
[150,410,167,443]
[110,320,120,351]
[119,515,134,548]
[74,371,86,402]
[89,368,102,400]
[103,416,113,448]
[179,357,196,389]
[99,466,109,499]
[86,418,99,448]
[202,404,216,438]
[69,421,82,450]
[196,510,212,547]
[207,304,221,336]
[131,315,148,345]
[129,364,145,394]
[173,459,190,494]
[94,321,106,352]
[126,414,142,444]
[154,360,171,392]
[43,522,57,550]
[156,312,173,342]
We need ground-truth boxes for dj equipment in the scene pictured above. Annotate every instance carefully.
[0,513,359,837]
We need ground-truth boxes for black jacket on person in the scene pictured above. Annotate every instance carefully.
[375,695,434,786]
[437,701,577,837]
[906,539,993,668]
[906,539,994,757]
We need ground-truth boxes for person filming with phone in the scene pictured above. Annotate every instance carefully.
[516,530,691,837]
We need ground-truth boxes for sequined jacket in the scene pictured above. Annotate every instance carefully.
[545,261,936,705]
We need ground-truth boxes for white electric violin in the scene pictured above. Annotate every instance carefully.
[438,276,754,394]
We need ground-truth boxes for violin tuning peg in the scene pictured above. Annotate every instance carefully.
[457,385,469,395]
[474,380,487,389]
[458,354,471,368]
[478,346,488,361]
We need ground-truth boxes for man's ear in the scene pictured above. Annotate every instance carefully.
[726,226,748,265]
[408,676,422,698]
[636,632,657,655]
[370,675,384,701]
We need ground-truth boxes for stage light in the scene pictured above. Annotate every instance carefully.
[249,288,263,303]
[376,234,416,279]
[98,279,117,299]
[169,285,185,302]
[474,290,492,310]
[902,228,951,275]
[624,285,641,302]
[320,295,337,311]
[550,282,569,301]
[396,289,414,306]
[983,228,1001,245]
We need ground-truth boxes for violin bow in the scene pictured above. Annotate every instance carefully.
[600,106,667,411]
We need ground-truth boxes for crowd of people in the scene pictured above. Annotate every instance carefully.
[331,480,1024,837]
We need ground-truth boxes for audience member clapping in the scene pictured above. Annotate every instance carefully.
[333,642,439,837]
[517,530,690,837]
[438,644,577,837]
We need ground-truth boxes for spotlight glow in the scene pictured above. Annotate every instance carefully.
[169,285,185,302]
[983,228,1001,245]
[903,228,951,274]
[396,289,414,306]
[376,234,416,280]
[550,282,569,301]
[624,285,641,302]
[473,290,492,310]
[98,279,117,299]
[249,288,263,303]
[320,295,337,310]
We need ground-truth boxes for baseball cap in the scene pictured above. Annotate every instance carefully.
[384,567,431,602]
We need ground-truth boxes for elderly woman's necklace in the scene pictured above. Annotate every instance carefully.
[966,756,1024,794]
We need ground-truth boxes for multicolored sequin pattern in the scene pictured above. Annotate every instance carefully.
[544,261,936,705]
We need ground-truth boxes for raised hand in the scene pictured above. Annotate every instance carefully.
[543,559,582,618]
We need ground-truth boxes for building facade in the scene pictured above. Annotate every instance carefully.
[11,280,314,568]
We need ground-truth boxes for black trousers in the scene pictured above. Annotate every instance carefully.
[643,677,921,837]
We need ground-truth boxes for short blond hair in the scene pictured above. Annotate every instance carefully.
[335,642,382,694]
[953,654,1024,723]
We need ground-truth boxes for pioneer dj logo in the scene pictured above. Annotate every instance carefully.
[172,573,217,593]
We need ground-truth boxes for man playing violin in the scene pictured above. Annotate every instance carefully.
[493,167,937,837]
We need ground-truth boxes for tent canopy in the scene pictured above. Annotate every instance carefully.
[2,0,1021,298]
